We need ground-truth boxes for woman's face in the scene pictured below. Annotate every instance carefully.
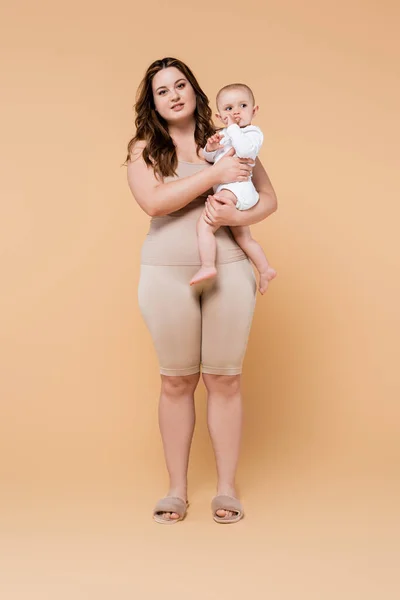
[152,67,197,124]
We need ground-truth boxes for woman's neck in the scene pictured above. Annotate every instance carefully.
[168,118,204,163]
[168,118,196,142]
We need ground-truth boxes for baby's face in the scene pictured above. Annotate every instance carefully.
[216,89,258,127]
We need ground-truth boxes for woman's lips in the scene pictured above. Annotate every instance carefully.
[172,103,184,111]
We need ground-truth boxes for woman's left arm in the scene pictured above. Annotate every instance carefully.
[204,157,278,227]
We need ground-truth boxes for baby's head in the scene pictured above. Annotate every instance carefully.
[216,83,259,128]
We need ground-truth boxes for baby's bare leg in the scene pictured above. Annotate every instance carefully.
[189,190,237,286]
[231,226,277,294]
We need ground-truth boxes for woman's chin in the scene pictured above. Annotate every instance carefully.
[166,110,195,124]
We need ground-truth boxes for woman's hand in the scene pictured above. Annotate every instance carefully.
[212,147,253,185]
[203,194,239,227]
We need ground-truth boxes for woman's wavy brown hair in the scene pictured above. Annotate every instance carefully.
[124,57,216,179]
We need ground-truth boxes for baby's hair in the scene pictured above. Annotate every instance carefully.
[216,83,255,108]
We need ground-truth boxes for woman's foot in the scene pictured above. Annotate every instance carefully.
[153,487,188,523]
[190,266,217,286]
[214,485,241,520]
[259,266,277,294]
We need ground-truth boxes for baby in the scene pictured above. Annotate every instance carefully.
[189,83,276,293]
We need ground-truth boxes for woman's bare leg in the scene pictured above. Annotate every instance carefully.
[157,373,200,520]
[203,373,243,519]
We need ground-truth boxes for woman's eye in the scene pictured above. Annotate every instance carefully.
[159,90,166,95]
[177,83,185,89]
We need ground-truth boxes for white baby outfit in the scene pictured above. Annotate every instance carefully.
[202,123,264,211]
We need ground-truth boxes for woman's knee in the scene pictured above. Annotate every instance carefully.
[202,374,241,396]
[161,373,200,398]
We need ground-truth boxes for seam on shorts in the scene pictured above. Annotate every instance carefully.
[237,262,257,366]
[201,364,242,376]
[160,365,200,376]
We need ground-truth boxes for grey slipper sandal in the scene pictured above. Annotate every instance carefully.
[211,495,244,524]
[153,497,188,524]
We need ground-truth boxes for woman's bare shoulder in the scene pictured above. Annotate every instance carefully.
[129,139,148,161]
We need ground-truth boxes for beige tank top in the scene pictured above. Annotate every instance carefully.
[140,161,246,266]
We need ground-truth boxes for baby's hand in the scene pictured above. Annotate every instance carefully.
[225,112,240,126]
[206,133,224,152]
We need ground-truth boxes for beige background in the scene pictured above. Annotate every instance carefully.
[1,1,399,598]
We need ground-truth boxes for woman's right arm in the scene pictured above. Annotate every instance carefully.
[127,142,252,217]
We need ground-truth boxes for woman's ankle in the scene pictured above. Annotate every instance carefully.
[216,482,237,497]
[167,483,188,500]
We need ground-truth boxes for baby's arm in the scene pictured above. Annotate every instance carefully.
[224,120,263,160]
[202,147,217,163]
[202,132,224,163]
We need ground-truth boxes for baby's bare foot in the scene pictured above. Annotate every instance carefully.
[259,266,277,294]
[190,267,217,286]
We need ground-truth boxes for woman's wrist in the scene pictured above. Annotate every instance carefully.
[210,162,222,187]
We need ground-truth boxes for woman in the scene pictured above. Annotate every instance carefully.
[126,57,277,524]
